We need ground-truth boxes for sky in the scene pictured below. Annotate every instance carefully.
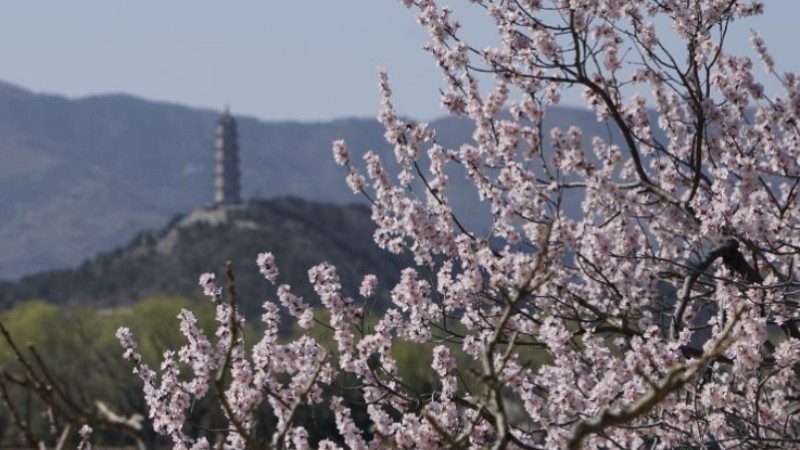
[0,1,797,123]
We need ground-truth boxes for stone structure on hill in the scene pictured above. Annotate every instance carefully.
[214,109,242,205]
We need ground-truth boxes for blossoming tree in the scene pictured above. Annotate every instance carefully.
[117,0,800,448]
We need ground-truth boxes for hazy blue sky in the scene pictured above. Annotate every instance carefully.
[0,1,797,122]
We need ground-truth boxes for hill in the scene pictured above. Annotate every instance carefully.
[0,80,395,279]
[0,80,604,280]
[0,197,410,316]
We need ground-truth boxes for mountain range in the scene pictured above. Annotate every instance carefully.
[0,81,385,279]
[0,80,604,281]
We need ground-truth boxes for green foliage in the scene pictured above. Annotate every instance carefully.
[0,296,217,447]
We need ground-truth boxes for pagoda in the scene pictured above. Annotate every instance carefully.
[214,109,242,205]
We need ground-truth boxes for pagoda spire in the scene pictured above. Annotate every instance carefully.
[214,108,241,205]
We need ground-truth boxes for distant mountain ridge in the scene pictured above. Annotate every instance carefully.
[0,80,601,280]
[0,196,410,315]
[0,81,393,279]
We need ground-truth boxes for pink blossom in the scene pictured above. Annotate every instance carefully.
[332,140,350,166]
[359,274,378,297]
[77,425,92,450]
[256,252,279,284]
[198,272,221,298]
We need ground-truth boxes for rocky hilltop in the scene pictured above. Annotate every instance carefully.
[0,196,410,316]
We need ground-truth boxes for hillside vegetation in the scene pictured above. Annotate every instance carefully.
[0,196,409,317]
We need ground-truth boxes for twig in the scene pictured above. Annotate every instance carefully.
[0,375,37,447]
[671,239,761,339]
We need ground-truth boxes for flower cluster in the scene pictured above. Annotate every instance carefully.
[118,1,800,448]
